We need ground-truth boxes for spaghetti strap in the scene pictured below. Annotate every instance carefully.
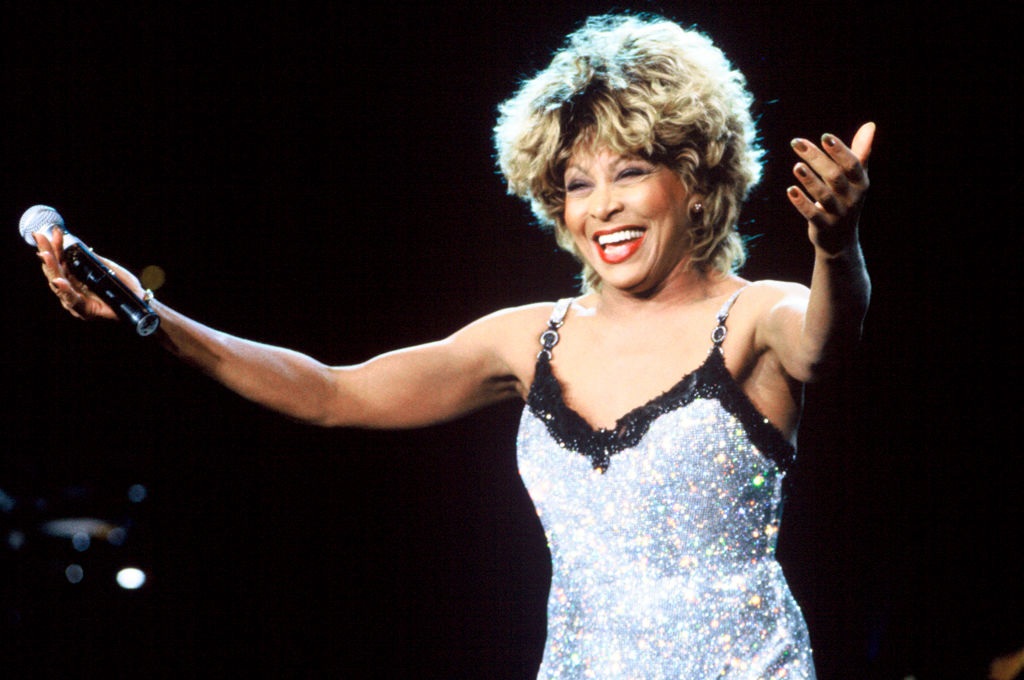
[710,285,750,351]
[548,297,573,327]
[537,298,574,360]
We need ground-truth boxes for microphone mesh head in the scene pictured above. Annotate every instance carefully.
[19,205,65,245]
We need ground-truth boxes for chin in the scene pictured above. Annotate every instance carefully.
[598,271,658,295]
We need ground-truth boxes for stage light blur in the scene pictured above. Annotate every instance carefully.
[8,530,25,550]
[0,488,15,513]
[107,527,127,546]
[116,567,146,590]
[128,484,148,503]
[72,531,91,551]
[65,564,84,584]
[139,266,166,291]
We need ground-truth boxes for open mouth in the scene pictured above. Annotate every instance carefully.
[594,228,646,264]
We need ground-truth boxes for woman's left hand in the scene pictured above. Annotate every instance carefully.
[787,122,874,256]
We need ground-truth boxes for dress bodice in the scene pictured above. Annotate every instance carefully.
[515,291,816,679]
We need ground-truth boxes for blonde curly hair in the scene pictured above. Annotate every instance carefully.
[494,14,763,291]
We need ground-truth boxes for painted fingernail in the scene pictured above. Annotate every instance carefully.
[787,186,801,198]
[822,133,837,147]
[790,139,808,152]
[795,164,808,177]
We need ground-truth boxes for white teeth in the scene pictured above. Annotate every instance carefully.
[596,229,644,247]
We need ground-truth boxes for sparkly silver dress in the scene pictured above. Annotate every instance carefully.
[516,291,816,679]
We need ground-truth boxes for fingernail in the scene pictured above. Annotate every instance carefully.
[790,139,807,152]
[822,133,837,147]
[787,186,801,198]
[795,164,808,178]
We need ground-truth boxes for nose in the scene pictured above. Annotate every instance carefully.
[588,183,623,221]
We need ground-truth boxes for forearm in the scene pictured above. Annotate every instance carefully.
[149,299,341,425]
[145,299,521,429]
[802,237,871,376]
[782,122,874,380]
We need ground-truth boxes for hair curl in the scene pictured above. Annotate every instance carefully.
[494,14,763,291]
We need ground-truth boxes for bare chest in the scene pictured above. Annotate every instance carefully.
[547,323,724,430]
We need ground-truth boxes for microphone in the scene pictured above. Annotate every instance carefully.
[20,205,160,337]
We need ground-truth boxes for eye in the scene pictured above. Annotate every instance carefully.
[616,165,650,180]
[565,179,591,192]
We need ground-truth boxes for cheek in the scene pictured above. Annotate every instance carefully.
[661,186,692,232]
[642,194,687,233]
[562,202,587,235]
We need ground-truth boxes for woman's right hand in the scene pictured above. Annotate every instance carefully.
[33,229,144,322]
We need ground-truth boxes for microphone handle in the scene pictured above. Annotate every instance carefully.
[63,243,160,337]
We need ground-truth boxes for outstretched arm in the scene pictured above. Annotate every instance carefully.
[34,229,524,428]
[151,302,523,427]
[758,122,875,382]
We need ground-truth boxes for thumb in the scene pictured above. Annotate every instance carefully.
[851,122,876,167]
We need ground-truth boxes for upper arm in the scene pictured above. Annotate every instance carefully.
[751,281,818,384]
[319,305,546,429]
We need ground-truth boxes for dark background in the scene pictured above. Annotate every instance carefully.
[2,2,1020,678]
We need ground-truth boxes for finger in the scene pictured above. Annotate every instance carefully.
[32,231,57,260]
[37,250,60,279]
[36,245,80,296]
[793,136,865,194]
[50,277,86,319]
[786,185,828,227]
[821,130,871,184]
[793,162,841,214]
[850,121,875,166]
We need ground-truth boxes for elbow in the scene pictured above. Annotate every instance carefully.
[276,367,355,429]
[796,356,836,384]
[303,368,397,429]
[304,377,358,428]
[791,333,863,384]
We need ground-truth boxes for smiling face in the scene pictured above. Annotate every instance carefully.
[563,147,698,295]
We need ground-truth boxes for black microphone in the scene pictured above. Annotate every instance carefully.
[20,205,160,337]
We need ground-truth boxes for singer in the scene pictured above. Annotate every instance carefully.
[32,15,872,679]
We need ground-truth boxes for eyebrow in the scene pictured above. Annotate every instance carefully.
[564,155,652,177]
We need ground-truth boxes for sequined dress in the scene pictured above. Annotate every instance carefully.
[516,291,816,679]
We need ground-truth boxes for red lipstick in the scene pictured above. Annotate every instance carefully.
[594,228,646,264]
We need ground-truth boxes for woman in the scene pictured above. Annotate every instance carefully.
[34,14,872,680]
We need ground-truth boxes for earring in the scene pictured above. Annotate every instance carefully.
[691,202,704,219]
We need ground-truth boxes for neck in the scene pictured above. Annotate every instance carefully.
[592,264,730,319]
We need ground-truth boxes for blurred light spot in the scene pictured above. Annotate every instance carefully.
[42,517,111,538]
[8,530,25,550]
[140,266,166,291]
[116,567,146,590]
[0,488,15,513]
[107,527,127,546]
[72,532,91,552]
[65,564,84,584]
[128,484,147,503]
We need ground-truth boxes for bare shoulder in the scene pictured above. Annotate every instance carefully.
[458,302,556,340]
[450,301,559,394]
[734,279,809,324]
[742,279,810,307]
[735,280,812,360]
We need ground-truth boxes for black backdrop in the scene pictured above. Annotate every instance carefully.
[2,2,1020,678]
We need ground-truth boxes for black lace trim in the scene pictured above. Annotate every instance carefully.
[526,349,796,473]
